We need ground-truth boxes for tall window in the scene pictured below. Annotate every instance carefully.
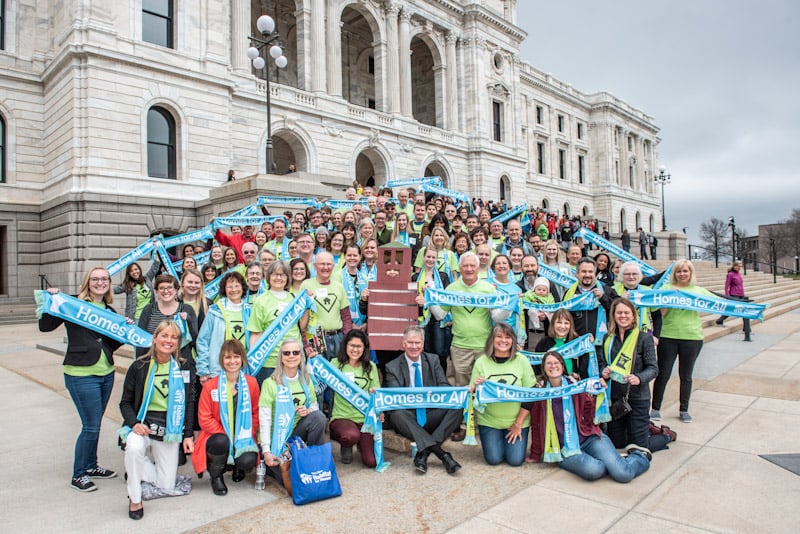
[0,114,5,183]
[558,149,566,179]
[577,123,584,140]
[536,142,545,174]
[147,107,176,179]
[557,114,565,132]
[629,163,635,187]
[577,154,585,184]
[492,101,502,142]
[1,0,5,50]
[535,105,543,125]
[143,0,173,48]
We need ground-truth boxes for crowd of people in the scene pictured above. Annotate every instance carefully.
[42,183,725,519]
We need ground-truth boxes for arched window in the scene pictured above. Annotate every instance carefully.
[635,211,642,230]
[582,205,589,217]
[563,203,570,216]
[542,198,549,211]
[649,214,655,233]
[499,175,510,201]
[147,107,176,179]
[0,114,5,183]
[620,209,626,232]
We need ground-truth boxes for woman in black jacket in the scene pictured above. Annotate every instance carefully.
[39,267,123,493]
[601,298,674,454]
[120,321,195,520]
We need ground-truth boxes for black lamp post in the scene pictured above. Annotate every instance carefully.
[654,165,671,231]
[728,216,736,261]
[247,15,288,175]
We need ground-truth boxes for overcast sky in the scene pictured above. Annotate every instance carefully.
[515,0,799,242]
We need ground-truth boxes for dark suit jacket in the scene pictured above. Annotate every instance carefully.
[39,301,124,367]
[384,351,449,388]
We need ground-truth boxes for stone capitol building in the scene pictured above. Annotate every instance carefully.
[0,0,662,298]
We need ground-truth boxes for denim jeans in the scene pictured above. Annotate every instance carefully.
[478,425,529,467]
[559,433,650,483]
[64,372,115,478]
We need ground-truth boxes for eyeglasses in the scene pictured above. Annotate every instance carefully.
[270,273,287,278]
[158,286,175,292]
[281,350,302,356]
[89,277,110,283]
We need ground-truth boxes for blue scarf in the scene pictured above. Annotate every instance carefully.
[474,377,604,410]
[257,196,322,209]
[419,183,469,205]
[629,289,766,320]
[214,216,285,229]
[362,386,470,473]
[204,273,224,300]
[174,250,211,274]
[118,358,186,443]
[385,176,442,188]
[266,238,291,261]
[155,240,180,281]
[522,290,597,313]
[106,238,157,276]
[652,262,675,290]
[359,262,377,282]
[35,290,152,348]
[218,371,258,462]
[162,226,214,249]
[270,376,312,457]
[246,292,316,374]
[537,262,578,289]
[307,356,370,415]
[575,228,657,276]
[423,287,517,311]
[490,204,526,225]
[342,269,369,326]
[545,376,582,462]
[228,204,260,217]
[520,334,594,365]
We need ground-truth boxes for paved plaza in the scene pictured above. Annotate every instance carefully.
[1,312,799,533]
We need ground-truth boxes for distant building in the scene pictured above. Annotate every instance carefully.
[0,1,662,297]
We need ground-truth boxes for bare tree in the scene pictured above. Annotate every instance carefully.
[699,217,731,260]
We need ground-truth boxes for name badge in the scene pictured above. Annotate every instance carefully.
[409,237,417,245]
[182,370,191,383]
[277,301,288,312]
[316,288,329,299]
[211,388,219,402]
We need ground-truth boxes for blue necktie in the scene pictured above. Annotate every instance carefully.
[413,362,427,427]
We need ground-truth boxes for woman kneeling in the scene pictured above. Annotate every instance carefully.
[193,339,260,495]
[120,321,195,520]
[528,352,650,483]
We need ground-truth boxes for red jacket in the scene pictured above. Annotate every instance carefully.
[215,230,255,264]
[528,388,601,462]
[192,374,260,474]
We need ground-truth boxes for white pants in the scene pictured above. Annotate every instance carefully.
[124,433,179,504]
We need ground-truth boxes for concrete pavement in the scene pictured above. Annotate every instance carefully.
[1,312,799,533]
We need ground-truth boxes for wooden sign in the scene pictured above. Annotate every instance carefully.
[367,244,419,350]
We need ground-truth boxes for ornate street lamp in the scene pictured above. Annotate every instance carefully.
[654,165,671,231]
[247,15,288,174]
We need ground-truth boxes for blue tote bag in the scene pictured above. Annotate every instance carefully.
[288,437,342,505]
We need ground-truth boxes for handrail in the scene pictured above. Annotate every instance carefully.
[39,274,52,290]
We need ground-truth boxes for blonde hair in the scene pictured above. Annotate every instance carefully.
[670,258,696,286]
[141,321,183,363]
[77,267,114,305]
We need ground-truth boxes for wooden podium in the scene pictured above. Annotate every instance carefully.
[367,244,419,350]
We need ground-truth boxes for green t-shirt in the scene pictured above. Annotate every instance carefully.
[146,361,172,413]
[330,362,380,424]
[259,374,318,429]
[413,248,458,273]
[63,301,114,377]
[134,284,151,320]
[470,355,536,429]
[441,278,495,349]
[300,278,350,332]
[217,304,246,344]
[247,290,301,369]
[659,284,716,340]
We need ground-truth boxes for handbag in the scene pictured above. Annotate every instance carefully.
[610,391,632,420]
[287,437,342,505]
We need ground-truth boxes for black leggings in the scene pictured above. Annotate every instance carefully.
[205,433,258,477]
[651,337,703,413]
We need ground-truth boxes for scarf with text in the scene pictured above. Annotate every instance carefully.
[35,290,152,348]
[257,196,323,209]
[423,287,517,311]
[520,334,594,365]
[106,238,157,276]
[574,228,658,276]
[246,291,316,373]
[342,269,369,326]
[218,370,258,462]
[604,329,639,384]
[269,377,311,458]
[537,262,578,289]
[385,176,442,189]
[119,357,186,443]
[522,290,598,313]
[214,216,285,229]
[628,289,766,320]
[162,226,214,249]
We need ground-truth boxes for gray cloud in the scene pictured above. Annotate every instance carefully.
[516,0,800,240]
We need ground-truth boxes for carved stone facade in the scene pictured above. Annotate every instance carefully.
[0,0,661,297]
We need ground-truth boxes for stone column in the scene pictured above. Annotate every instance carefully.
[384,3,401,114]
[231,0,250,73]
[326,1,342,96]
[445,31,459,130]
[398,9,412,116]
[310,0,326,93]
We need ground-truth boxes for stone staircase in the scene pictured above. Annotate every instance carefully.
[646,260,800,342]
[0,298,38,326]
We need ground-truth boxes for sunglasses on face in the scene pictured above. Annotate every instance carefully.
[282,350,302,356]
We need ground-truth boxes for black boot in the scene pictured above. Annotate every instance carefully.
[207,453,229,496]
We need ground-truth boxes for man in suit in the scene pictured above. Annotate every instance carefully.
[384,326,462,475]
